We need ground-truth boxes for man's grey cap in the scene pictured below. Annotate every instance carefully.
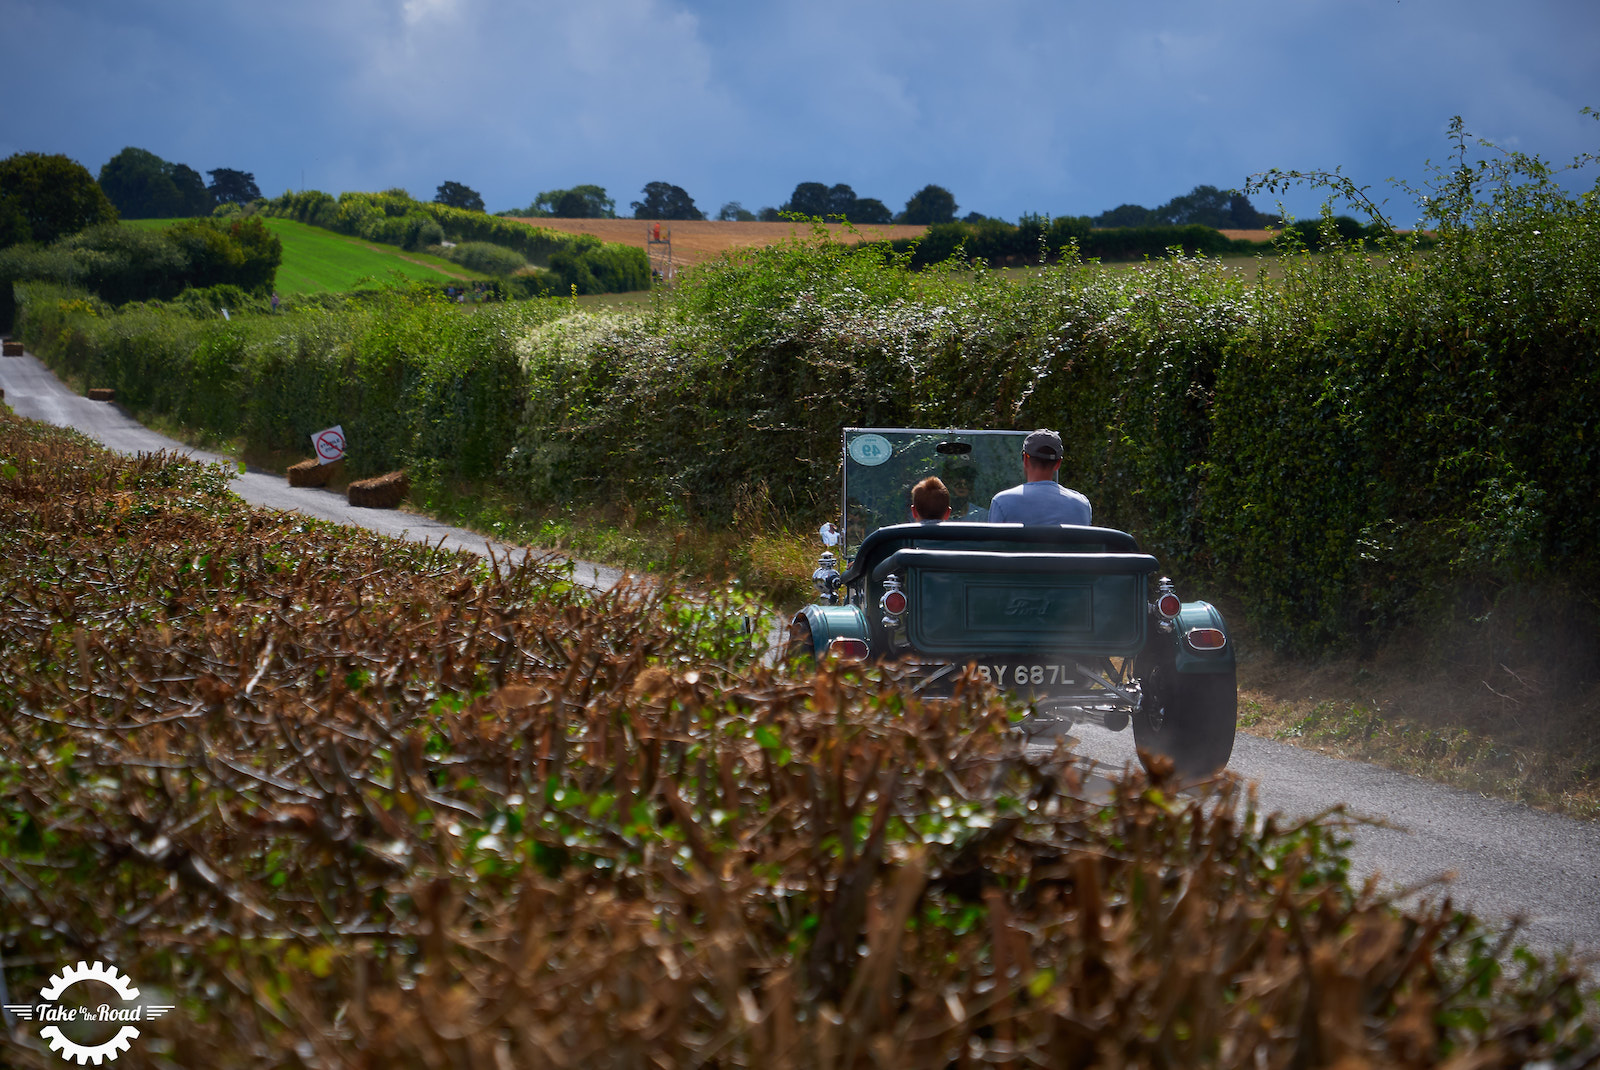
[1023,429,1063,462]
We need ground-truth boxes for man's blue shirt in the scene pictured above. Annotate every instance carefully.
[987,480,1092,525]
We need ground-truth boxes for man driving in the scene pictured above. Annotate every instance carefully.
[987,429,1092,525]
[942,460,988,521]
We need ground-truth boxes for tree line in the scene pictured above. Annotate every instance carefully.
[491,178,1285,232]
[2,143,1284,245]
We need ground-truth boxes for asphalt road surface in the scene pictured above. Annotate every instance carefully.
[3,348,1597,962]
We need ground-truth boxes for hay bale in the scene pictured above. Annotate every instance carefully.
[347,470,409,508]
[87,388,116,401]
[2,340,23,356]
[287,458,340,488]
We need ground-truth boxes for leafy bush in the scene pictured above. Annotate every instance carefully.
[1277,213,1375,250]
[0,217,281,305]
[1080,224,1243,260]
[885,217,1236,267]
[415,217,445,246]
[546,234,651,294]
[446,241,527,276]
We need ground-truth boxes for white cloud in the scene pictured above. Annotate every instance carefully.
[402,0,461,25]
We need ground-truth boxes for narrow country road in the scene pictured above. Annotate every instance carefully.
[3,348,1597,963]
[0,351,627,591]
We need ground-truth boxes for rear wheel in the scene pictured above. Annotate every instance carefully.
[784,613,816,671]
[1133,655,1237,780]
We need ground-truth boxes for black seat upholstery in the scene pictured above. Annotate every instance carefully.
[841,522,1141,586]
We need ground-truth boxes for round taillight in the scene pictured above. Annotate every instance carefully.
[882,589,907,615]
[1185,627,1227,651]
[1157,593,1182,618]
[828,637,870,660]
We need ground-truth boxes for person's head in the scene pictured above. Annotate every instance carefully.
[1021,428,1063,480]
[943,460,978,504]
[910,476,951,521]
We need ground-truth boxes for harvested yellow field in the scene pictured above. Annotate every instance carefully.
[1218,228,1280,242]
[507,217,929,266]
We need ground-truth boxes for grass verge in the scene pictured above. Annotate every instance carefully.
[1234,638,1600,820]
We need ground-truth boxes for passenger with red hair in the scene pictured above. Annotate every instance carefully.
[910,476,951,522]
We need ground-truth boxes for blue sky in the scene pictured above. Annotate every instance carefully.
[3,0,1597,225]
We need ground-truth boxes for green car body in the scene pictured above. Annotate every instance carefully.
[789,428,1238,778]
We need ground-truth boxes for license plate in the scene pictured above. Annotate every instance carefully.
[975,663,1075,689]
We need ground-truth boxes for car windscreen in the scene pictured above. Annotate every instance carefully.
[841,428,1029,555]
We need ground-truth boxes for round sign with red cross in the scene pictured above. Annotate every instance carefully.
[312,425,346,464]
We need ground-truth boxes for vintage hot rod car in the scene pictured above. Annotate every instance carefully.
[787,428,1237,778]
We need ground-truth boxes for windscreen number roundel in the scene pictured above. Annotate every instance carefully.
[847,434,893,467]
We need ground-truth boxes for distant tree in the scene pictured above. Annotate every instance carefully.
[852,197,893,224]
[632,182,703,221]
[99,147,182,219]
[207,168,261,207]
[0,152,118,247]
[1227,190,1274,229]
[171,164,212,216]
[434,180,486,212]
[779,182,892,223]
[556,186,615,218]
[518,185,616,218]
[781,181,832,218]
[514,190,556,216]
[0,196,28,248]
[962,211,988,224]
[757,206,782,222]
[717,201,756,222]
[1092,203,1152,227]
[826,184,858,218]
[897,184,958,225]
[1148,184,1270,229]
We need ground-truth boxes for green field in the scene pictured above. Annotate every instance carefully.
[125,216,490,296]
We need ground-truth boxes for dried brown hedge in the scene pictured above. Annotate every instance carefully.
[0,411,1594,1069]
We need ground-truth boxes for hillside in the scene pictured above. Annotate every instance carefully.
[126,216,489,295]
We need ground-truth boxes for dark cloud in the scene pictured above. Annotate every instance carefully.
[1,0,1595,221]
